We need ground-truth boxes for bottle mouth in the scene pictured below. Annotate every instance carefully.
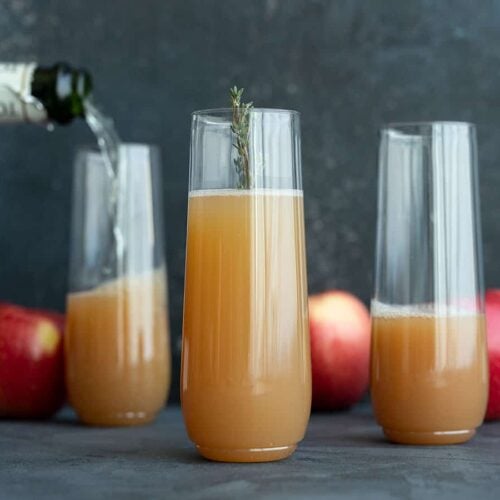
[67,66,92,119]
[31,63,92,124]
[78,69,93,99]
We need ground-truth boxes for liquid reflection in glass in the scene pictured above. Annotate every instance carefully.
[371,122,488,445]
[66,144,171,426]
[182,109,311,462]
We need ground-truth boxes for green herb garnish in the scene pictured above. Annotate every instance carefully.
[230,86,253,189]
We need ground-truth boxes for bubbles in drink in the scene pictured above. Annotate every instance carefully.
[371,299,480,318]
[188,188,303,198]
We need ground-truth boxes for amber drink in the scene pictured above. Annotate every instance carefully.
[182,108,310,462]
[372,122,487,444]
[371,303,488,444]
[66,270,170,426]
[66,144,170,426]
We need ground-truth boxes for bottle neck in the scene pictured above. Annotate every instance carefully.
[0,62,92,125]
[32,63,92,124]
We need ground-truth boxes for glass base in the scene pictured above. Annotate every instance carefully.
[196,444,297,463]
[383,428,476,445]
[77,410,157,427]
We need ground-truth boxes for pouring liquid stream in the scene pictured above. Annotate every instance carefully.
[83,99,124,280]
[3,81,126,281]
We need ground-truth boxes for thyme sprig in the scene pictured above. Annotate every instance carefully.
[230,86,253,189]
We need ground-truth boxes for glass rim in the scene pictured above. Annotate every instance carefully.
[192,107,300,117]
[382,121,475,133]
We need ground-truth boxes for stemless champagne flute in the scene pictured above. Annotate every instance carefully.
[66,144,171,426]
[182,108,311,462]
[371,122,488,445]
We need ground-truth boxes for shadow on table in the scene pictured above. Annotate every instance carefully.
[0,415,82,427]
[306,410,390,447]
[336,433,388,446]
[305,432,388,448]
[113,447,203,464]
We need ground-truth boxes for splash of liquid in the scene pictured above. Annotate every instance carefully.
[84,99,125,279]
[6,85,126,282]
[84,99,121,175]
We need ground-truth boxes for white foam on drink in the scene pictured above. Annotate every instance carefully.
[69,267,167,298]
[371,300,480,318]
[189,188,303,198]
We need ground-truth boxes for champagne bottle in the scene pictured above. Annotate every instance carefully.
[0,62,92,125]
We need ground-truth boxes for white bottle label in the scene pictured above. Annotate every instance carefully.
[0,63,47,123]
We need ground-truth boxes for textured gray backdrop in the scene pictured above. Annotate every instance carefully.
[1,0,500,401]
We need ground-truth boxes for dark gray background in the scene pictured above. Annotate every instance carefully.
[1,0,500,401]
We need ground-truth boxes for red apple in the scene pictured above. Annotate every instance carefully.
[0,303,65,418]
[309,291,371,410]
[32,307,66,333]
[485,290,500,420]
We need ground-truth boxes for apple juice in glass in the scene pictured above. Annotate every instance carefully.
[66,144,171,426]
[371,122,488,444]
[181,95,311,462]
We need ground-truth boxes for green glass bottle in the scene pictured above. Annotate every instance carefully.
[0,62,92,124]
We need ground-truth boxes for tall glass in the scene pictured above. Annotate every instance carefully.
[66,144,171,426]
[371,122,488,445]
[182,109,311,462]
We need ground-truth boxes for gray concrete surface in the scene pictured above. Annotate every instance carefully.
[0,405,499,499]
